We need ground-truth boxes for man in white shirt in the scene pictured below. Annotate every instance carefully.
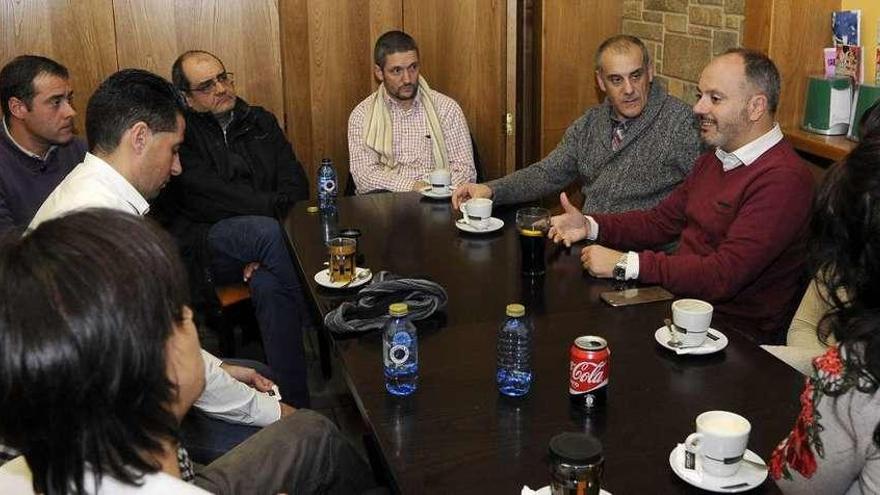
[30,69,290,461]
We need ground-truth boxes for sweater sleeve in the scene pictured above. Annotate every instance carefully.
[487,113,584,205]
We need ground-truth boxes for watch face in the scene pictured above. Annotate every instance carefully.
[613,264,626,281]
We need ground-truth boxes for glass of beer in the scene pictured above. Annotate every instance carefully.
[328,237,357,283]
[516,207,550,275]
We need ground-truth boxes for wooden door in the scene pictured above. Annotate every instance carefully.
[404,0,512,180]
[0,0,118,140]
[113,0,285,122]
[538,1,621,156]
[280,0,401,191]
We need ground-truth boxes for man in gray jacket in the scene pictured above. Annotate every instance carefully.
[453,35,701,213]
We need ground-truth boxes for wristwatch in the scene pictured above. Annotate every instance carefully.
[613,253,628,281]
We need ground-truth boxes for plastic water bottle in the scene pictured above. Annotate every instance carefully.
[383,303,418,396]
[317,158,337,211]
[497,303,532,396]
[319,203,337,244]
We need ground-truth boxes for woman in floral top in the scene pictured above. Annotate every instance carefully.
[771,109,880,494]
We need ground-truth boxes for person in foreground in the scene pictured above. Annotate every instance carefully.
[0,209,374,494]
[547,48,813,344]
[770,117,880,494]
[453,34,700,213]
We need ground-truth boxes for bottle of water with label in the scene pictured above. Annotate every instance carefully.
[497,303,532,396]
[383,303,418,396]
[317,158,337,211]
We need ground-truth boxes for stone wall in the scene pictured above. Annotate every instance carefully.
[621,0,746,104]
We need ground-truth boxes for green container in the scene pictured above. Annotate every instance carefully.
[802,76,852,135]
[847,83,880,141]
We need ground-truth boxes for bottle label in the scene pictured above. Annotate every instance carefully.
[389,344,410,365]
[320,179,337,195]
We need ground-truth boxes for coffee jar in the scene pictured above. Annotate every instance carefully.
[548,432,604,495]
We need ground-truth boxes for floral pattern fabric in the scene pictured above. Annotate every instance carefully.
[770,346,847,480]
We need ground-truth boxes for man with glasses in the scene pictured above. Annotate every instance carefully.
[154,50,311,410]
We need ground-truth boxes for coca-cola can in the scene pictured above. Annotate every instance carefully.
[569,336,610,410]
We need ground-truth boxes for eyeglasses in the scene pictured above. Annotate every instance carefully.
[189,72,234,94]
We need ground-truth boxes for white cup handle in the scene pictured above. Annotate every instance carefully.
[460,204,471,224]
[684,432,703,453]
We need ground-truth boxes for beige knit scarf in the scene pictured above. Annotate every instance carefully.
[363,75,449,171]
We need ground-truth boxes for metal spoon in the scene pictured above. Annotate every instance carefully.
[340,269,371,288]
[665,318,683,347]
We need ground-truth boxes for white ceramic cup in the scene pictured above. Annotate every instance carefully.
[460,198,493,230]
[428,169,452,194]
[684,410,751,477]
[672,298,713,347]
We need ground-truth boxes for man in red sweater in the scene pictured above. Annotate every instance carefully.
[549,49,813,344]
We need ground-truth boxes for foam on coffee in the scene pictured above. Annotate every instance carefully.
[700,416,749,436]
[674,299,712,313]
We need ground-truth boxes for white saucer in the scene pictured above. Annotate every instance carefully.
[669,443,768,493]
[455,217,504,234]
[314,267,372,289]
[420,186,453,199]
[655,326,728,355]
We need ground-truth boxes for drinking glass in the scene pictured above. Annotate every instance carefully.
[516,207,551,275]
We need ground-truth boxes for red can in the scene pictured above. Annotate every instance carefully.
[569,336,610,410]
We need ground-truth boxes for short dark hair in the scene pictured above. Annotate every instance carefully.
[85,69,184,153]
[0,55,69,119]
[374,31,419,68]
[0,209,190,494]
[724,48,781,114]
[594,35,651,72]
[170,49,225,92]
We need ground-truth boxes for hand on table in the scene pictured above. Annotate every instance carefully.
[220,362,274,393]
[451,183,492,210]
[580,245,624,278]
[242,262,260,282]
[548,192,590,247]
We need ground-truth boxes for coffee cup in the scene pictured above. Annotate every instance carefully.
[672,298,713,347]
[684,410,751,477]
[460,198,493,230]
[428,169,451,194]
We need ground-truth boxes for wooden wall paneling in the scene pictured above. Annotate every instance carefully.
[743,0,842,130]
[404,0,508,180]
[282,0,401,196]
[0,0,119,140]
[113,0,284,123]
[538,1,621,156]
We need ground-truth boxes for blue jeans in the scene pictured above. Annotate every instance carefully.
[207,216,309,407]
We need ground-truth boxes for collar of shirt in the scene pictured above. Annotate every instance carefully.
[714,123,783,172]
[384,89,422,113]
[1,117,57,161]
[82,152,151,215]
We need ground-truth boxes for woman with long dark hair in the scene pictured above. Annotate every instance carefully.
[771,110,880,493]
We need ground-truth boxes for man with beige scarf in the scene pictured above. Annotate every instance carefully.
[348,30,476,194]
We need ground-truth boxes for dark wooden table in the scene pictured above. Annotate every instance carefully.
[285,192,805,494]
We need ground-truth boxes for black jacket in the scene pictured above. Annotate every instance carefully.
[152,97,309,308]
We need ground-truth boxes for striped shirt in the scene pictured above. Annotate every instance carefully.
[348,89,476,193]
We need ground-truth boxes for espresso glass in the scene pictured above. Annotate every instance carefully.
[516,207,550,275]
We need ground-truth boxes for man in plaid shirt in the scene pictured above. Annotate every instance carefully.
[348,30,476,194]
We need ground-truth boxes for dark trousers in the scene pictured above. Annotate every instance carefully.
[207,215,309,407]
[194,410,376,494]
